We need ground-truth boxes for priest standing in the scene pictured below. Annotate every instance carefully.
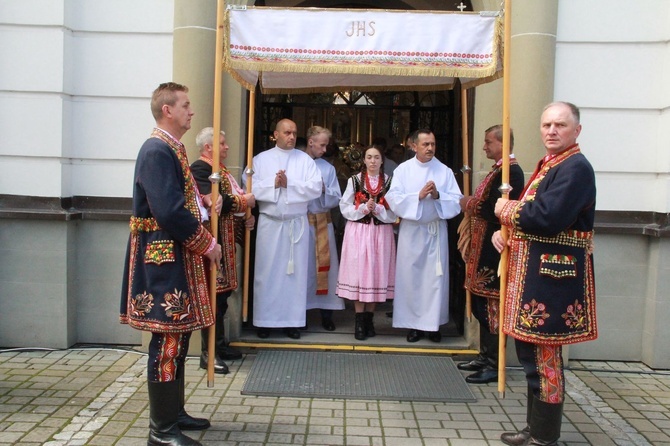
[386,129,462,343]
[251,118,322,339]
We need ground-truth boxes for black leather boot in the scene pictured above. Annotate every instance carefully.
[215,310,242,360]
[483,324,499,367]
[200,326,229,375]
[321,309,336,331]
[466,326,499,383]
[147,380,202,445]
[528,397,563,445]
[501,386,533,445]
[354,313,366,340]
[465,365,498,383]
[457,355,488,371]
[177,367,211,431]
[364,312,376,337]
[199,349,229,375]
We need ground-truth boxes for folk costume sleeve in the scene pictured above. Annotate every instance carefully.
[190,159,238,216]
[499,154,596,237]
[468,162,525,224]
[339,176,368,221]
[373,174,397,224]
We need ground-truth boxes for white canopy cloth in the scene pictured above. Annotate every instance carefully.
[223,6,502,93]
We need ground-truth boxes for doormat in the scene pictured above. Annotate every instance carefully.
[242,350,476,402]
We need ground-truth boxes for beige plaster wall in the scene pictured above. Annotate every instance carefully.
[471,0,558,183]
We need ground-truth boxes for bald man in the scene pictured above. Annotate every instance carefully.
[251,119,322,339]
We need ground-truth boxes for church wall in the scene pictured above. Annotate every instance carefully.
[74,220,140,346]
[0,0,174,199]
[555,0,670,368]
[570,234,647,362]
[0,220,74,348]
[554,0,670,213]
[0,0,173,347]
[641,238,670,369]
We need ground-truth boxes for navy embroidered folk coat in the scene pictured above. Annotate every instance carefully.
[499,146,597,345]
[464,159,525,299]
[190,158,248,294]
[120,130,215,333]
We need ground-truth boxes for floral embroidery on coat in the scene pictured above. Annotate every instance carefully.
[562,300,586,329]
[161,289,192,321]
[130,292,154,317]
[473,266,496,290]
[518,299,550,328]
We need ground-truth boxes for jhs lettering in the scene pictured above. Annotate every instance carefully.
[346,21,376,37]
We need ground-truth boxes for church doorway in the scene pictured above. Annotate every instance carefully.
[237,87,473,350]
[233,0,478,350]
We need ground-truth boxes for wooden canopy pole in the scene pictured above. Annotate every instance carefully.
[460,87,472,322]
[242,90,256,322]
[206,0,226,388]
[498,0,513,399]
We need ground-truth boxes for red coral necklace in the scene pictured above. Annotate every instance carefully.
[363,171,383,197]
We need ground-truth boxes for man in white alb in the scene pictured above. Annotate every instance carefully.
[252,119,322,339]
[302,126,345,330]
[386,129,462,343]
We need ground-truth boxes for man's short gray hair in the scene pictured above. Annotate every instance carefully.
[544,101,580,124]
[195,127,225,154]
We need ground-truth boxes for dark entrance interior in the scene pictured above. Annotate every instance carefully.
[239,87,473,348]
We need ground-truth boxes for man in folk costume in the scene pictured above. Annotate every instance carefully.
[457,125,525,384]
[252,119,322,339]
[386,129,463,343]
[493,102,597,446]
[190,127,256,374]
[120,82,222,446]
[302,126,345,330]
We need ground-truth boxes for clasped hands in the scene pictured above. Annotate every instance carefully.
[275,169,287,188]
[364,198,378,215]
[419,181,439,200]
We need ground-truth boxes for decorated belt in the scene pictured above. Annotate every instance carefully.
[129,216,160,233]
[517,229,593,248]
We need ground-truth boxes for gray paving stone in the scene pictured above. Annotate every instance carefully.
[305,433,345,444]
[384,438,424,446]
[344,435,372,445]
[380,418,418,428]
[269,424,307,434]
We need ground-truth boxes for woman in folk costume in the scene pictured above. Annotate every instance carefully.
[190,127,255,375]
[336,146,397,340]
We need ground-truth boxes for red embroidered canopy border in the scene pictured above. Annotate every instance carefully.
[222,6,504,93]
